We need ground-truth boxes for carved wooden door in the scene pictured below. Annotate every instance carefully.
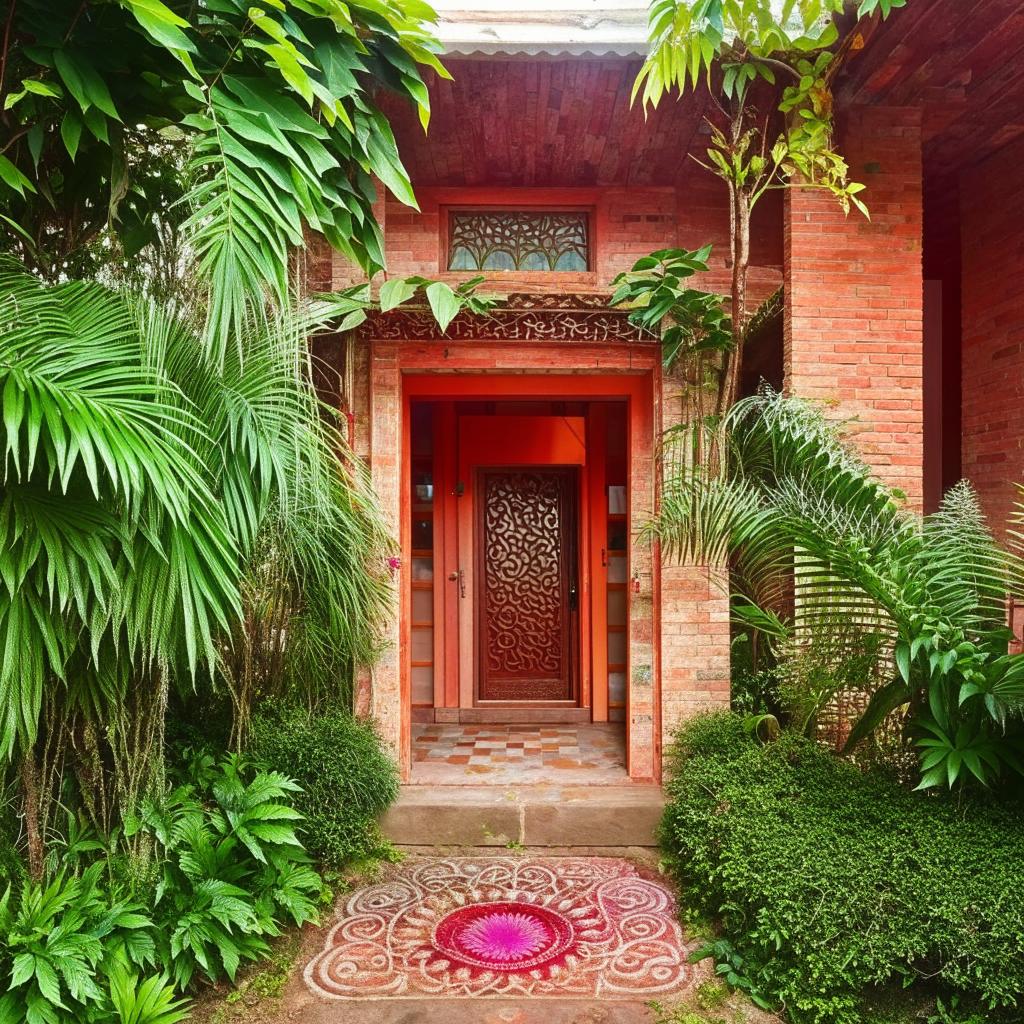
[476,468,577,702]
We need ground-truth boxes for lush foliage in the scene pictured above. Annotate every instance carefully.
[632,0,905,412]
[0,0,446,359]
[130,755,323,990]
[0,864,187,1024]
[2,0,427,1011]
[610,246,731,427]
[661,713,1024,1024]
[0,260,392,887]
[0,753,328,1022]
[645,390,1024,791]
[249,700,399,867]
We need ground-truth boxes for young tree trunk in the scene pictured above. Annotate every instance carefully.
[718,183,751,417]
[20,749,45,882]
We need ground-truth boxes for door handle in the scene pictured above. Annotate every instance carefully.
[449,568,465,598]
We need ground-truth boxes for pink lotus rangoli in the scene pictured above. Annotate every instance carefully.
[433,901,575,971]
[304,857,701,999]
[460,910,547,961]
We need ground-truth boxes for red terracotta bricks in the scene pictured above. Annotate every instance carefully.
[960,135,1024,539]
[785,105,925,509]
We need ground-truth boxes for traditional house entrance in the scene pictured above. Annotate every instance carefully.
[344,299,731,790]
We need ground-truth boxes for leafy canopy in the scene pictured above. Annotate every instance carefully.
[0,0,447,361]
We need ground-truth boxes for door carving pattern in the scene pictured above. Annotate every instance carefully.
[479,470,573,701]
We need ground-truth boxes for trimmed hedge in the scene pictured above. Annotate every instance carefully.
[250,700,399,866]
[660,713,1024,1023]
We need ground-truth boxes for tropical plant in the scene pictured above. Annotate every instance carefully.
[633,0,906,413]
[0,863,170,1024]
[0,261,392,877]
[645,389,1024,790]
[610,246,732,428]
[128,755,322,990]
[378,274,500,332]
[0,0,447,360]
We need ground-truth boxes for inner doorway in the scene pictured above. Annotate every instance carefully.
[477,467,579,704]
[406,391,630,737]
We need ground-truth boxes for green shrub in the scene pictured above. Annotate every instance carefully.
[249,701,399,866]
[0,864,189,1024]
[661,713,1024,1024]
[130,754,322,990]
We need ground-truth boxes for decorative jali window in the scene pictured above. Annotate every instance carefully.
[447,210,590,272]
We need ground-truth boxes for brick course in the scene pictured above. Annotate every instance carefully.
[784,105,924,509]
[960,135,1024,539]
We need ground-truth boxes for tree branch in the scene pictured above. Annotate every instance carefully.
[0,0,17,111]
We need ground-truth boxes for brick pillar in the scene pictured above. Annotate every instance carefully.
[364,342,404,772]
[656,378,732,763]
[784,105,924,509]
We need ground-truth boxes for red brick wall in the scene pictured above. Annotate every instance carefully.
[332,180,782,305]
[785,105,924,509]
[960,136,1024,539]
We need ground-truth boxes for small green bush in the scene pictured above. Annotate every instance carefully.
[661,713,1024,1024]
[249,700,399,866]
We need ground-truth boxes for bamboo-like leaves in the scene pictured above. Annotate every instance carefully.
[0,263,392,763]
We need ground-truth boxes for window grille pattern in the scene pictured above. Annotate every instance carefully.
[448,210,589,272]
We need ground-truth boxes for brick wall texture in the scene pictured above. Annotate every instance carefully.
[335,179,783,308]
[785,105,925,509]
[960,135,1024,539]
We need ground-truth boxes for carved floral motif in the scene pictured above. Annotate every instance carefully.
[363,293,655,344]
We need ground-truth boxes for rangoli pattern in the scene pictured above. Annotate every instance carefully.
[304,857,697,1000]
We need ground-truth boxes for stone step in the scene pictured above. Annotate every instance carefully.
[380,783,665,848]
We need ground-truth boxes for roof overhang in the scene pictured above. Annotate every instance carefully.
[429,0,649,57]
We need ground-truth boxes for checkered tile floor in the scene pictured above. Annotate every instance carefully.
[410,723,627,784]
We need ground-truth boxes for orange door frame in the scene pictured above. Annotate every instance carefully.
[401,374,652,738]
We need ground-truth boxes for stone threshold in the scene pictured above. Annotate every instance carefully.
[381,783,665,849]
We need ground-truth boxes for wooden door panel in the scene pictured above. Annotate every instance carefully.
[477,468,576,702]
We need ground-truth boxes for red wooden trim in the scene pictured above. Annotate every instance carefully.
[399,388,413,778]
[437,403,460,708]
[403,373,653,400]
[429,407,445,710]
[588,403,609,722]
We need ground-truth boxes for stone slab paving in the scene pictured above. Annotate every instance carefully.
[303,857,703,1006]
[381,785,665,848]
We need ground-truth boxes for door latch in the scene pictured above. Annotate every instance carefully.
[448,568,466,598]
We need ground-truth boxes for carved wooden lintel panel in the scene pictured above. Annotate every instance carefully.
[363,293,655,344]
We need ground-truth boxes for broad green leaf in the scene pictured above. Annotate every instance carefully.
[0,156,34,196]
[378,277,419,312]
[425,282,461,333]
